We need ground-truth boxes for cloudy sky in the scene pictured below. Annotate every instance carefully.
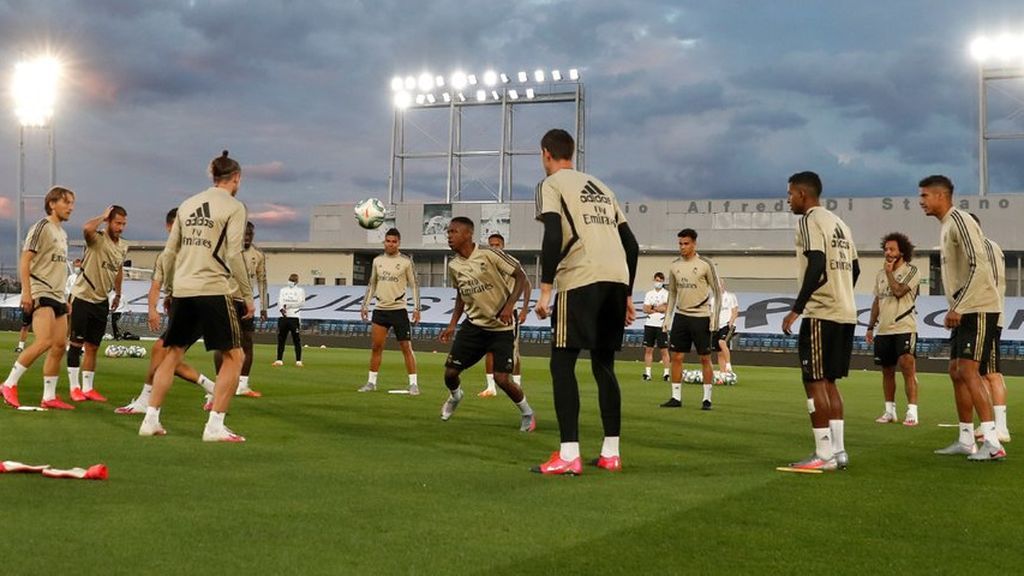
[1,0,1023,266]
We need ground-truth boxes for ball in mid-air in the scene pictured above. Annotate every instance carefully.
[354,198,386,230]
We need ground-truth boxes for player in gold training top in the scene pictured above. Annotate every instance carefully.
[140,151,254,443]
[438,217,535,432]
[532,129,639,476]
[2,187,75,410]
[66,205,129,404]
[478,232,531,398]
[919,175,1005,461]
[782,171,860,472]
[866,232,920,427]
[359,228,421,394]
[662,228,721,411]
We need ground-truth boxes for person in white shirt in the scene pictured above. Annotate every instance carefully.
[273,273,305,367]
[711,282,740,376]
[641,272,671,382]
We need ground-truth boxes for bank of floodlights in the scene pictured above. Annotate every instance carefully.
[389,67,581,108]
[969,34,1024,65]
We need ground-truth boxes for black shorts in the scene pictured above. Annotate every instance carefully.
[798,318,855,382]
[669,314,712,355]
[446,321,514,374]
[713,325,736,352]
[986,326,1003,375]
[551,282,628,351]
[69,298,109,346]
[163,295,242,352]
[33,296,68,318]
[234,300,255,332]
[873,332,916,367]
[372,308,411,341]
[642,325,668,349]
[950,312,999,375]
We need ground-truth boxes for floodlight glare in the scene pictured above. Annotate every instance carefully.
[499,73,510,84]
[517,71,528,83]
[483,70,498,86]
[568,68,579,80]
[525,88,535,99]
[404,76,416,90]
[451,71,468,89]
[390,76,404,91]
[426,93,436,104]
[491,90,500,100]
[508,89,519,100]
[534,69,545,82]
[457,92,466,102]
[970,37,993,62]
[475,89,486,102]
[415,94,426,105]
[393,91,412,109]
[12,56,61,127]
[552,69,562,81]
[418,73,434,92]
[435,75,445,88]
[467,74,478,85]
[442,92,451,103]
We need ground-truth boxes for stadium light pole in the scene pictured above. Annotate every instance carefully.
[969,35,1024,197]
[12,55,60,253]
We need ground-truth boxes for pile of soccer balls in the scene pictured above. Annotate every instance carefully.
[682,369,738,385]
[104,344,147,359]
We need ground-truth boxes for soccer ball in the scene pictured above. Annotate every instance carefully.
[127,345,147,358]
[682,369,703,384]
[354,198,386,230]
[104,344,127,358]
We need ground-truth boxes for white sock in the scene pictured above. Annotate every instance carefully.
[17,340,25,349]
[368,371,378,385]
[724,362,732,372]
[644,366,651,377]
[958,422,975,446]
[68,367,81,391]
[516,398,533,415]
[663,367,671,377]
[979,421,1002,447]
[238,375,250,390]
[198,374,216,395]
[82,371,95,393]
[806,398,816,414]
[559,441,580,461]
[702,384,712,402]
[43,376,58,401]
[485,373,496,391]
[829,419,845,454]
[601,436,620,458]
[409,374,418,387]
[885,401,896,416]
[906,403,918,420]
[207,411,226,429]
[994,405,1008,434]
[671,383,682,401]
[138,384,153,406]
[512,374,522,386]
[6,362,28,386]
[813,427,833,460]
[145,406,161,420]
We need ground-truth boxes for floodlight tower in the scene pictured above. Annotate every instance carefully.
[387,66,585,204]
[11,55,60,252]
[969,35,1024,197]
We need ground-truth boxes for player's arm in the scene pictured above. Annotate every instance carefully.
[501,264,528,326]
[18,248,35,313]
[866,296,880,344]
[664,269,677,331]
[618,222,640,325]
[852,258,861,287]
[535,211,562,319]
[147,275,163,332]
[406,259,421,324]
[361,262,378,322]
[643,294,654,315]
[708,264,722,332]
[82,206,112,246]
[783,250,825,335]
[257,253,269,320]
[277,288,287,317]
[439,292,464,343]
[225,207,254,317]
[110,266,124,311]
[518,271,532,324]
[161,214,182,285]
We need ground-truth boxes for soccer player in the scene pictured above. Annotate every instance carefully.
[273,273,305,367]
[781,171,859,471]
[865,232,920,426]
[662,229,721,410]
[216,221,267,397]
[479,232,531,398]
[711,280,739,378]
[116,208,217,415]
[358,228,421,394]
[641,272,671,382]
[66,205,129,404]
[919,176,1005,460]
[532,128,639,475]
[139,150,254,442]
[438,217,535,431]
[970,214,1011,443]
[2,186,76,410]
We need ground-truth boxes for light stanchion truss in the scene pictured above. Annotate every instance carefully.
[387,68,585,204]
[969,35,1024,197]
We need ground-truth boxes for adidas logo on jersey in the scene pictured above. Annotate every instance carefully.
[830,225,850,250]
[185,202,215,228]
[579,180,612,205]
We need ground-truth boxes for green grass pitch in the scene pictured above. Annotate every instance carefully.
[1,333,1021,575]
